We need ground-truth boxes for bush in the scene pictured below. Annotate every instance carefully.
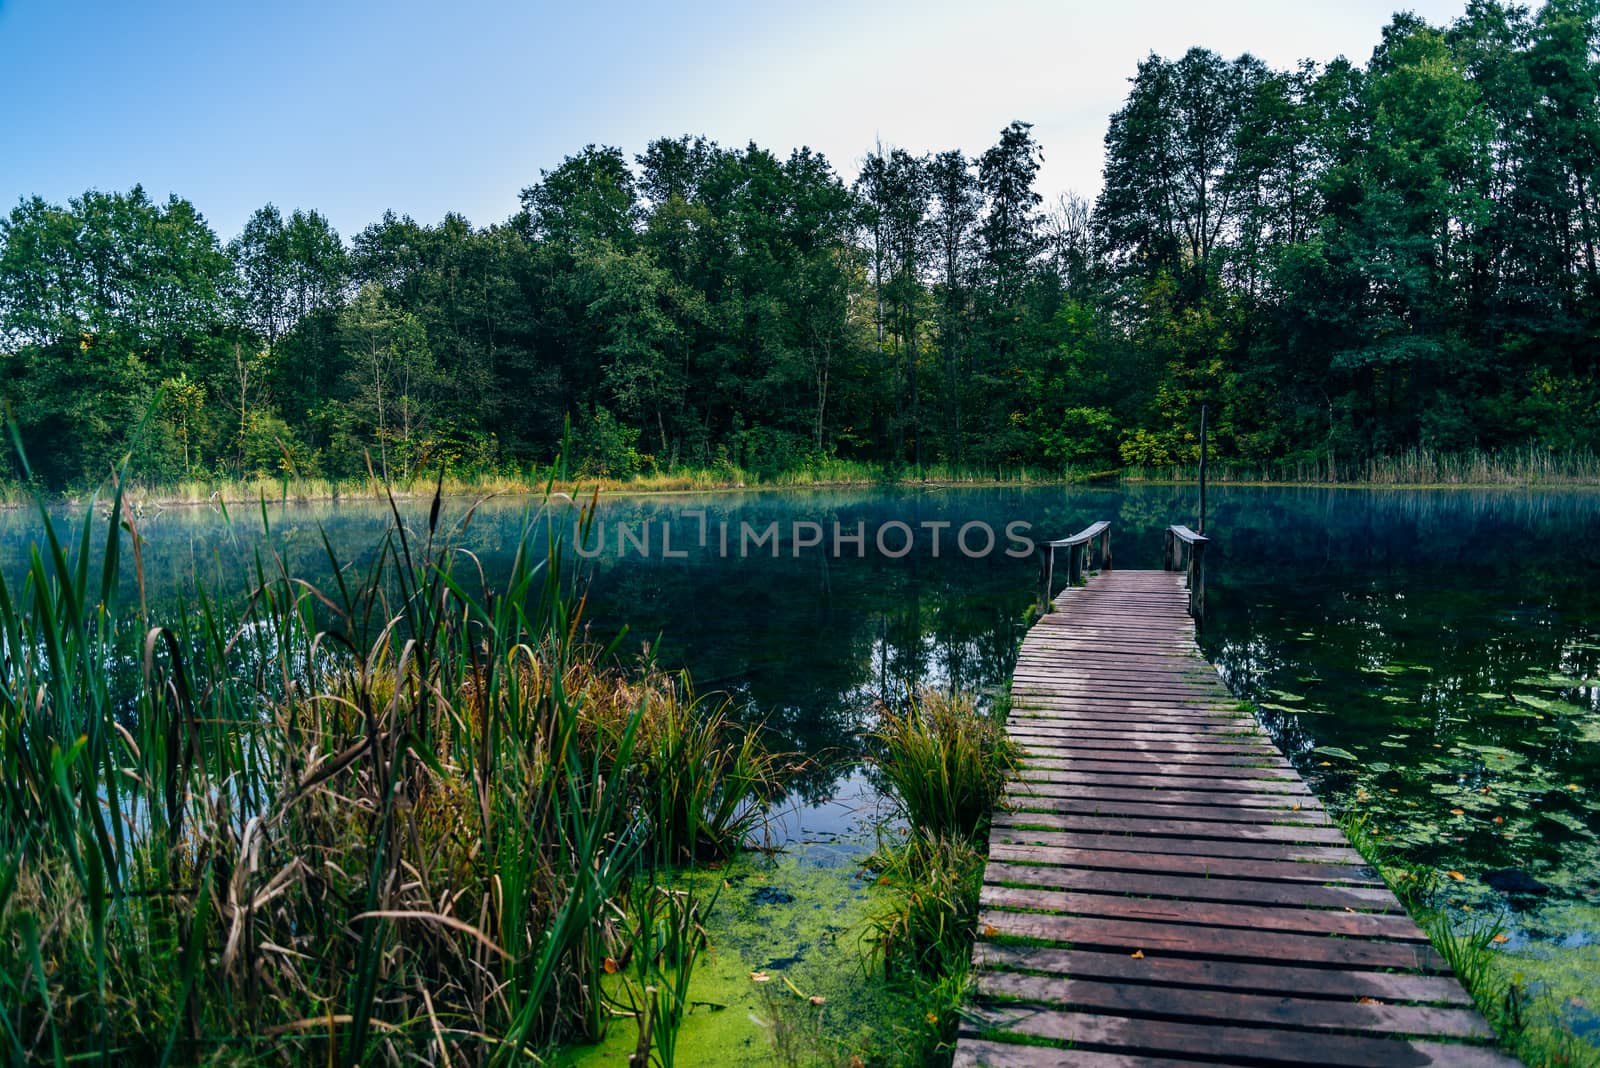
[572,406,642,479]
[870,689,1016,843]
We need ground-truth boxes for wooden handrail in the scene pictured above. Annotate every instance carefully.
[1167,524,1206,546]
[1164,524,1209,621]
[1045,519,1110,548]
[1039,521,1113,611]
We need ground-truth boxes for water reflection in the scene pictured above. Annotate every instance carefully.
[3,483,1598,1027]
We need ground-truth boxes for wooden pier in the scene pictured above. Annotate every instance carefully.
[954,555,1517,1066]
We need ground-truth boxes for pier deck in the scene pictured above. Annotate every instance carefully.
[954,569,1516,1067]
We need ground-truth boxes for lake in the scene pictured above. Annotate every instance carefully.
[6,482,1598,1042]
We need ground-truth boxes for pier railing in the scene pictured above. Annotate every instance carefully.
[1164,523,1209,619]
[1039,520,1112,611]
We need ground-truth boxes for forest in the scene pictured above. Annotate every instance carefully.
[3,0,1600,490]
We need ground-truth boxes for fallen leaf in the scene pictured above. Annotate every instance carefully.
[1319,761,1332,767]
[1492,934,1509,944]
[1292,803,1301,811]
[1493,816,1504,825]
[750,972,770,983]
[1446,870,1466,881]
[1450,808,1466,816]
[983,924,999,937]
[1359,997,1382,1005]
[1130,949,1145,959]
[603,957,619,975]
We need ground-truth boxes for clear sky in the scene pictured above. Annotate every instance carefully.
[1,0,1498,241]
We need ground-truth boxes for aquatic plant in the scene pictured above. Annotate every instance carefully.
[0,440,787,1063]
[862,687,1017,1066]
[866,833,984,982]
[642,686,790,863]
[870,688,1017,843]
[1335,809,1598,1067]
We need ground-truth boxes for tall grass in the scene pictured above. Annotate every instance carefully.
[870,690,1017,842]
[1122,445,1600,486]
[864,689,1017,1067]
[7,456,1099,512]
[0,444,787,1063]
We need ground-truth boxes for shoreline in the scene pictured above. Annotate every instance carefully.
[7,469,1600,512]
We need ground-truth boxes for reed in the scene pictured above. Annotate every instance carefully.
[864,688,1017,1067]
[1121,445,1600,486]
[0,440,785,1063]
[870,689,1018,843]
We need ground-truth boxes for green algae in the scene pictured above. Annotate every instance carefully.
[556,843,919,1067]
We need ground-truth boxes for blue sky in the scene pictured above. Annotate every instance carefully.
[2,0,1496,241]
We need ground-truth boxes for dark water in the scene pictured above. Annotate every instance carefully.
[6,484,1599,1035]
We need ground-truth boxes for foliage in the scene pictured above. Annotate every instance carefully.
[864,688,1016,1067]
[0,451,787,1063]
[7,6,1600,490]
[870,689,1017,842]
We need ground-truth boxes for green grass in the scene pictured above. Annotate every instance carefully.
[1122,444,1600,487]
[863,688,1017,1067]
[18,441,1595,510]
[0,441,790,1063]
[869,689,1018,843]
[1,457,1086,511]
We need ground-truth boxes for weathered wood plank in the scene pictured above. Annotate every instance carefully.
[1002,793,1331,826]
[973,972,1493,1039]
[981,861,1397,910]
[978,884,1427,941]
[992,811,1351,845]
[961,1006,1517,1066]
[986,842,1381,883]
[972,945,1476,1006]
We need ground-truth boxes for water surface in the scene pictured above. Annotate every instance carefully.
[6,483,1598,1041]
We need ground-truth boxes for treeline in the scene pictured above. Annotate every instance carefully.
[3,0,1599,490]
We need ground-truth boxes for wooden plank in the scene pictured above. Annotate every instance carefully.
[1014,768,1311,794]
[1015,748,1293,770]
[978,885,1426,941]
[975,909,1446,971]
[1018,757,1297,778]
[973,972,1493,1039]
[972,945,1475,1006]
[981,861,1397,911]
[961,1007,1517,1066]
[1009,782,1322,810]
[1002,794,1330,826]
[985,837,1376,882]
[953,1039,1206,1067]
[992,812,1351,845]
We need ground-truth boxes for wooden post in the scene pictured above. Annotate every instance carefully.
[1198,402,1209,536]
[1040,545,1054,613]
